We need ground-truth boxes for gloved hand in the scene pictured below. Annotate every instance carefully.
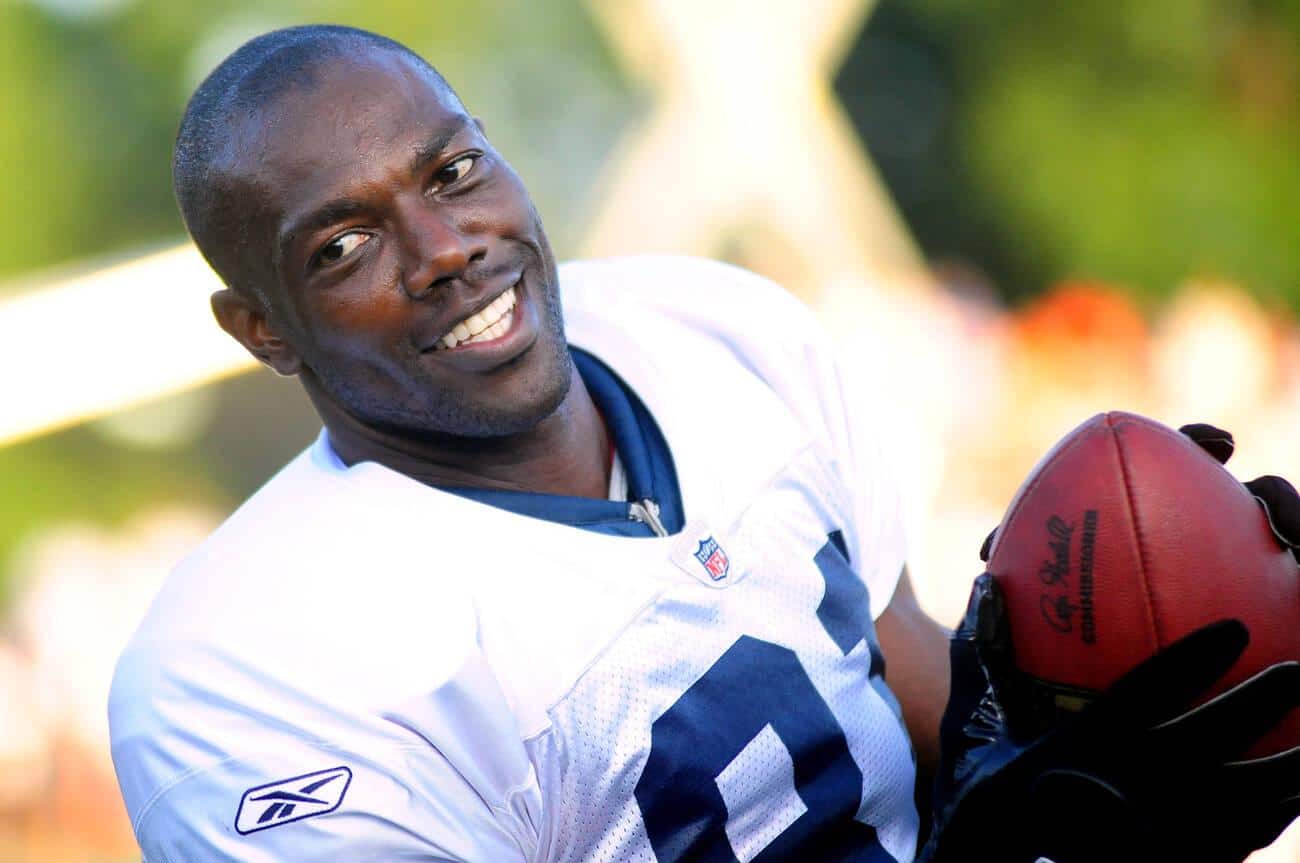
[1179,422,1300,564]
[919,574,1300,863]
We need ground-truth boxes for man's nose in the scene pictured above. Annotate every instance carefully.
[397,205,487,299]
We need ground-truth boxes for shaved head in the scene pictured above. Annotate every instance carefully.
[173,25,459,303]
[181,25,572,444]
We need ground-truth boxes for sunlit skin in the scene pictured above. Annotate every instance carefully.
[208,48,610,498]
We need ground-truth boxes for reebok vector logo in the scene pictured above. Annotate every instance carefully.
[235,766,352,835]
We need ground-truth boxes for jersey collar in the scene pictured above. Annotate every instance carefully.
[345,347,686,538]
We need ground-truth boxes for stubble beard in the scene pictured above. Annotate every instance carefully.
[307,265,573,441]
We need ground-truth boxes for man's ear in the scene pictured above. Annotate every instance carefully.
[210,289,302,377]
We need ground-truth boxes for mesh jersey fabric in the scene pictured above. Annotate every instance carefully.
[108,256,917,863]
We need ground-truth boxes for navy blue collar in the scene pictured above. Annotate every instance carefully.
[441,348,685,537]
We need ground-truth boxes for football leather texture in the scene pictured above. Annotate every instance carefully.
[985,411,1299,754]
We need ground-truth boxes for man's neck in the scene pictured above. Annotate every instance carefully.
[312,365,611,499]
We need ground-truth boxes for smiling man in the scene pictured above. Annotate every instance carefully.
[108,24,946,863]
[108,24,1300,863]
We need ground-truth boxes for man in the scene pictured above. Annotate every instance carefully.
[111,24,946,863]
[110,24,1299,863]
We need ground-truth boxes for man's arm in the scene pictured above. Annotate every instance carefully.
[874,566,950,810]
[875,566,950,776]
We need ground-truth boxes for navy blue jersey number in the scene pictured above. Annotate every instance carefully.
[633,533,898,863]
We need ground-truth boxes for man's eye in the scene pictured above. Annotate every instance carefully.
[434,155,477,188]
[317,232,369,266]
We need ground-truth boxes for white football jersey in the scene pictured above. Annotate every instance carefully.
[109,257,918,863]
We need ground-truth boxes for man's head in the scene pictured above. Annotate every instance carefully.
[176,25,571,440]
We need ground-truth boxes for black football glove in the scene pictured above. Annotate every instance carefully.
[1180,422,1300,564]
[919,574,1300,863]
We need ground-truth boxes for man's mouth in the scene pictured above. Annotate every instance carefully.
[433,285,518,351]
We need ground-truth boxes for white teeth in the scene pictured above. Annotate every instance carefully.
[463,316,507,346]
[497,287,516,314]
[435,286,519,350]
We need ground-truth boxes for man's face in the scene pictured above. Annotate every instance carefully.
[234,49,571,438]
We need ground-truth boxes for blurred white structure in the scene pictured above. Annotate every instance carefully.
[0,246,251,446]
[584,0,923,294]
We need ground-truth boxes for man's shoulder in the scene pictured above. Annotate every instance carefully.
[132,440,357,625]
[559,254,782,289]
[151,434,445,590]
[561,256,840,416]
[108,440,483,758]
[558,256,829,396]
[559,255,817,338]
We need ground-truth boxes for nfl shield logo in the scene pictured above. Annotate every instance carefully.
[694,536,730,581]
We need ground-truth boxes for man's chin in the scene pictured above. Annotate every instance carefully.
[307,325,574,443]
[375,363,573,442]
[443,370,573,440]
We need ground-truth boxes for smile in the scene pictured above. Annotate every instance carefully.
[433,285,518,351]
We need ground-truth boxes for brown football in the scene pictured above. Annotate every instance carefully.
[985,411,1299,754]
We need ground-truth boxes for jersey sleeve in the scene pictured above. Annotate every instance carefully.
[609,257,909,614]
[127,737,526,863]
[821,339,908,615]
[771,295,908,615]
[111,642,539,863]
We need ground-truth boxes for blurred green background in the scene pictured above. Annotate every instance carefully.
[838,0,1300,307]
[5,0,1299,605]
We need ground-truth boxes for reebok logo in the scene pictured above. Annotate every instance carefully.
[235,766,352,835]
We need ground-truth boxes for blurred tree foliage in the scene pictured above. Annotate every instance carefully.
[838,0,1300,306]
